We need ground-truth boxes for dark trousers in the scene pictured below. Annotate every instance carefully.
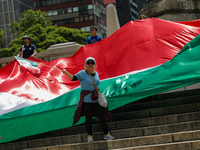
[82,102,108,135]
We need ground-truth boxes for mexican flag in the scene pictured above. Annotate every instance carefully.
[0,18,200,143]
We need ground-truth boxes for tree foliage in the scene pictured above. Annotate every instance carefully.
[0,10,90,57]
[9,9,52,37]
[0,29,5,48]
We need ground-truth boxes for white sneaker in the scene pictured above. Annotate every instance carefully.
[87,135,94,142]
[104,133,115,140]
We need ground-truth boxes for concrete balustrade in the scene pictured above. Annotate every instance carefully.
[0,42,83,67]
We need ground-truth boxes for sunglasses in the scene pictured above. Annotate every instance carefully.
[86,61,95,65]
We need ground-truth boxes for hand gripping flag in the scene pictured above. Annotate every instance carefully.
[14,56,42,77]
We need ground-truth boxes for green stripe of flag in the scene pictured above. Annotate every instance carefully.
[14,56,38,68]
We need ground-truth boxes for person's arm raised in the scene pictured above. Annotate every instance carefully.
[62,69,73,81]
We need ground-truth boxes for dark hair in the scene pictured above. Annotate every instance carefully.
[139,15,147,20]
[90,26,98,31]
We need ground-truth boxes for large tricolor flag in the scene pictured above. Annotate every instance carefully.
[0,18,200,143]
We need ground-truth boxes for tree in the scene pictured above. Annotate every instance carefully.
[0,29,5,48]
[9,9,52,37]
[3,24,90,57]
[0,10,90,57]
[0,29,7,57]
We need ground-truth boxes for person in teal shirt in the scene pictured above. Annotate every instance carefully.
[62,57,114,142]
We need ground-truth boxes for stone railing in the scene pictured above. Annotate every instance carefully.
[141,0,200,21]
[0,42,83,67]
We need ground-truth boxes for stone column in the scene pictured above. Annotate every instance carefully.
[106,4,120,37]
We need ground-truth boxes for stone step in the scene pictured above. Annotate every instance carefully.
[22,130,200,150]
[133,88,200,104]
[111,94,200,114]
[13,102,200,143]
[2,114,200,150]
[155,88,200,100]
[113,111,200,131]
[44,110,200,138]
[96,101,200,122]
[111,140,200,150]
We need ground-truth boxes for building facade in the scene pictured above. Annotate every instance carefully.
[116,0,147,27]
[141,0,200,21]
[0,0,34,47]
[34,0,106,38]
[104,0,116,6]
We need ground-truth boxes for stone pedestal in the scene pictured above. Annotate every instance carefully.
[106,4,120,37]
[141,0,200,21]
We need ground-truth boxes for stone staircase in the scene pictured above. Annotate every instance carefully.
[1,89,200,150]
